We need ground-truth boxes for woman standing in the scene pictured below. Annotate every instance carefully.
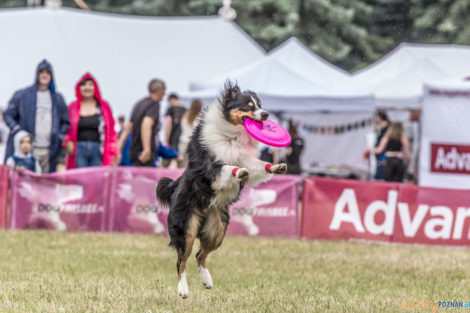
[369,122,411,182]
[63,73,118,169]
[178,99,202,166]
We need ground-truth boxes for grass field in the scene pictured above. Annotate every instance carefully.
[0,230,469,313]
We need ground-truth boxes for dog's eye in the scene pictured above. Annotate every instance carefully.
[257,102,261,108]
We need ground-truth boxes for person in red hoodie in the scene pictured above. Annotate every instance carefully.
[63,73,118,169]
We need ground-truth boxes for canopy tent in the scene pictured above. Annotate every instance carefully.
[357,59,449,109]
[188,56,373,111]
[186,56,375,171]
[0,7,265,117]
[419,77,470,189]
[352,43,470,110]
[267,37,353,89]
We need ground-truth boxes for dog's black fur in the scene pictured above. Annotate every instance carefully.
[157,121,229,255]
[156,81,286,298]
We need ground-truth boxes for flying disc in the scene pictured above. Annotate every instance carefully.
[244,118,291,147]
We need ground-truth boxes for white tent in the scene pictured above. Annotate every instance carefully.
[267,37,352,89]
[187,56,375,171]
[419,77,470,189]
[0,7,265,117]
[188,56,372,111]
[352,43,470,110]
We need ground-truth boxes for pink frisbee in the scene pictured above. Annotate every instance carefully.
[244,118,291,147]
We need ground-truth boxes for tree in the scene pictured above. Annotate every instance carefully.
[370,0,412,43]
[5,0,469,71]
[297,0,393,70]
[410,0,470,45]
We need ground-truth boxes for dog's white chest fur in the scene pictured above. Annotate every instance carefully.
[200,101,262,207]
[200,102,258,166]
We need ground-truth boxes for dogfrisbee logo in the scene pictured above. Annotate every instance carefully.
[116,182,166,234]
[431,143,470,174]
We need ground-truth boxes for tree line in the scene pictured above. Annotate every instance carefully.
[3,0,469,71]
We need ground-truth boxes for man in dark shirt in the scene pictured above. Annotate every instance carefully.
[163,93,186,150]
[118,79,166,166]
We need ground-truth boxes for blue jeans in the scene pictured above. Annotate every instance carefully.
[76,141,102,168]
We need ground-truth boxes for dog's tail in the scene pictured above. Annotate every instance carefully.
[156,177,178,207]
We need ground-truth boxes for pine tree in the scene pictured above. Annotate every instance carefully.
[370,0,412,42]
[410,0,470,45]
[297,0,392,70]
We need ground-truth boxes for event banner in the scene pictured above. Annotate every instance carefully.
[107,167,183,234]
[419,84,470,189]
[0,166,8,228]
[226,175,300,237]
[9,167,300,237]
[302,177,470,246]
[108,167,300,237]
[10,168,112,231]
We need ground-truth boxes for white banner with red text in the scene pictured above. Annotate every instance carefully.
[419,83,470,189]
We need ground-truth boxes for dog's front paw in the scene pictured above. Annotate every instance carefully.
[235,168,250,183]
[270,163,287,175]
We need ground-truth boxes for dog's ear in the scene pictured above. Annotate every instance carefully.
[222,80,240,105]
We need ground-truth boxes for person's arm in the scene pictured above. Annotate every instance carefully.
[58,95,70,141]
[63,102,74,156]
[74,0,90,10]
[117,122,132,152]
[3,93,21,133]
[5,157,15,168]
[164,115,172,146]
[272,149,279,164]
[105,106,119,165]
[371,136,388,155]
[285,146,293,156]
[138,117,154,163]
[401,135,411,163]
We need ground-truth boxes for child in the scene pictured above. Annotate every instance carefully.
[6,131,41,173]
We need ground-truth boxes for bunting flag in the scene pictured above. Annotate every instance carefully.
[301,118,373,135]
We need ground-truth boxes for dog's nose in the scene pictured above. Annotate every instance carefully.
[261,112,269,121]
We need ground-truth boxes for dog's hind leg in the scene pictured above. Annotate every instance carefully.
[176,213,200,299]
[196,209,228,289]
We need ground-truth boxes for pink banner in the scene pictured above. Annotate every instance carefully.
[227,175,300,237]
[108,167,183,234]
[9,167,300,237]
[10,167,112,231]
[302,177,470,246]
[0,166,8,228]
[108,168,300,237]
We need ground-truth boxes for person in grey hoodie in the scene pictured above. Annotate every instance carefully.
[6,130,41,174]
[3,59,69,173]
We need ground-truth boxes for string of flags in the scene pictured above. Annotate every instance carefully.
[302,117,374,135]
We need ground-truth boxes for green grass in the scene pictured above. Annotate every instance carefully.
[0,230,469,313]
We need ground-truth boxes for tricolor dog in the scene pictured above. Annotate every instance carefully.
[156,82,287,299]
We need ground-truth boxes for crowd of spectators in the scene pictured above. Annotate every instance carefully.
[0,60,306,176]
